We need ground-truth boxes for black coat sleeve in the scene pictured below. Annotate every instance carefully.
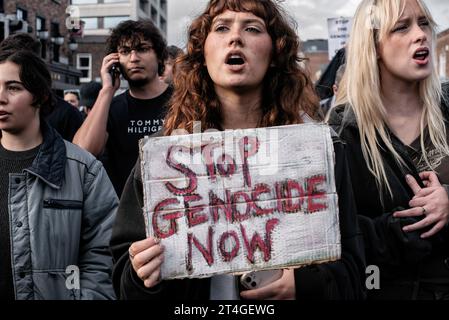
[110,159,210,300]
[110,158,175,300]
[294,138,366,300]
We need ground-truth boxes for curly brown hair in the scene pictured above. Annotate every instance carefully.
[106,19,168,76]
[164,0,321,135]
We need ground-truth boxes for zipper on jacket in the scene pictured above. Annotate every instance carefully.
[43,199,83,210]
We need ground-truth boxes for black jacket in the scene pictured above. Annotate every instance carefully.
[45,97,84,142]
[110,132,366,300]
[328,103,449,299]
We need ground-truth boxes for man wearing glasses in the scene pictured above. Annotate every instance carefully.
[73,20,172,197]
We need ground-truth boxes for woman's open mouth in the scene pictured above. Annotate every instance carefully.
[413,48,430,65]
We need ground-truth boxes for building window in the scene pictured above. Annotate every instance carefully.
[51,22,61,62]
[151,6,158,23]
[77,53,92,82]
[160,0,167,12]
[81,17,98,30]
[104,16,128,29]
[160,16,166,34]
[139,0,149,13]
[36,16,45,32]
[36,17,46,59]
[16,8,28,21]
[71,0,97,4]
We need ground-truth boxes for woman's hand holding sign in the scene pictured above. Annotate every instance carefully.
[129,237,164,288]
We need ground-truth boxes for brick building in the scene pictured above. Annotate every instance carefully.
[437,28,449,81]
[0,0,82,96]
[72,0,167,86]
[300,39,330,83]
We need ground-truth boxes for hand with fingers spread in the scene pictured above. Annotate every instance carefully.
[393,173,449,238]
[240,269,295,300]
[128,237,164,288]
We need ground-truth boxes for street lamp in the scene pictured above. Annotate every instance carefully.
[38,30,49,41]
[51,36,65,46]
[68,38,78,66]
[36,30,50,59]
[68,38,78,51]
[49,36,65,62]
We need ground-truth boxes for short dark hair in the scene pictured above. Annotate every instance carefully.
[64,90,80,100]
[166,45,183,60]
[80,81,102,109]
[0,33,41,55]
[0,50,53,117]
[106,19,168,76]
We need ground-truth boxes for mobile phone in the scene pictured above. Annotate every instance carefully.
[109,63,120,86]
[240,270,283,290]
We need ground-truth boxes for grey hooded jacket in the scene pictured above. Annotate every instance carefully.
[9,122,117,300]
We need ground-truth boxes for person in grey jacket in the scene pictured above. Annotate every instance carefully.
[0,50,117,300]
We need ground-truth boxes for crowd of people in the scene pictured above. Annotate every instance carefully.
[0,0,448,301]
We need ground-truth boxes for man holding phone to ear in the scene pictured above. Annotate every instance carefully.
[73,20,172,197]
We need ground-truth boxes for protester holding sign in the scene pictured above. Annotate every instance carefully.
[329,0,449,299]
[110,0,365,300]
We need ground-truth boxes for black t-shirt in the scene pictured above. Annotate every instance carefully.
[406,125,449,185]
[45,97,84,142]
[104,86,173,196]
[0,143,41,300]
[405,85,449,185]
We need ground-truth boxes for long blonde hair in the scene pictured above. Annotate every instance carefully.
[336,0,449,198]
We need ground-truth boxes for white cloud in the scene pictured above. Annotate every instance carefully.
[167,0,208,47]
[335,0,362,16]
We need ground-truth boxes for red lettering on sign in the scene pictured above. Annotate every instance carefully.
[251,183,274,216]
[306,175,328,213]
[184,194,208,228]
[165,145,198,195]
[239,136,259,188]
[274,182,284,213]
[232,191,252,222]
[240,218,279,264]
[202,143,220,181]
[152,198,183,239]
[216,153,237,177]
[209,190,233,224]
[187,226,214,272]
[283,180,305,213]
[218,230,240,262]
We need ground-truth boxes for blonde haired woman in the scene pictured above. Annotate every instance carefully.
[329,0,449,299]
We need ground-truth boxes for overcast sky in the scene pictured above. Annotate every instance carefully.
[167,0,449,48]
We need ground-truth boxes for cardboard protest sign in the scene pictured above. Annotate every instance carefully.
[140,124,340,280]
